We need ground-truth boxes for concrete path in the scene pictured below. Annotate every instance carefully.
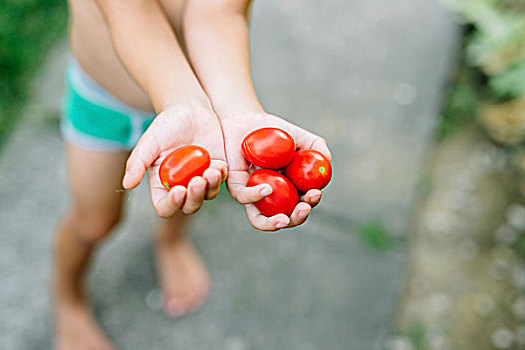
[0,1,459,349]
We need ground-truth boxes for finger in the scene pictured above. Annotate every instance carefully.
[210,159,228,183]
[229,181,273,204]
[294,128,332,162]
[288,202,312,227]
[245,204,290,231]
[156,186,187,218]
[235,183,273,204]
[300,189,322,208]
[123,134,160,189]
[181,176,207,214]
[150,183,186,219]
[148,167,186,218]
[311,137,332,161]
[227,170,272,204]
[203,168,222,200]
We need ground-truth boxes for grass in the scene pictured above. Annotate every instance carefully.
[436,65,480,141]
[0,0,68,150]
[514,234,525,260]
[357,219,395,250]
[406,319,428,350]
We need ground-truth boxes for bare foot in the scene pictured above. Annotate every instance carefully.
[155,232,210,318]
[55,300,115,350]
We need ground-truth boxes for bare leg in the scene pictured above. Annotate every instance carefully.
[155,212,210,317]
[54,143,129,350]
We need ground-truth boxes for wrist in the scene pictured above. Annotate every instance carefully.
[161,101,217,120]
[153,86,212,113]
[214,102,266,120]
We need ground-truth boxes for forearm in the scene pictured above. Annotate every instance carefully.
[96,0,209,112]
[183,0,264,118]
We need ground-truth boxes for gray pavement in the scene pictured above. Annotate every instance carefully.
[0,1,459,349]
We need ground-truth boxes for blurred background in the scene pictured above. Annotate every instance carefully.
[1,0,525,349]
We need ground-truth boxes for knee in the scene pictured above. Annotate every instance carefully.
[69,209,123,245]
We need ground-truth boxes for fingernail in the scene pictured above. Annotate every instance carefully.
[122,173,129,185]
[298,210,309,219]
[275,222,286,229]
[311,195,321,202]
[260,186,272,196]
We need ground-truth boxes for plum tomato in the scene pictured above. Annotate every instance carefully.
[241,127,295,169]
[159,145,211,189]
[246,169,299,217]
[283,149,332,192]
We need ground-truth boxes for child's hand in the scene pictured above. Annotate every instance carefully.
[221,113,332,231]
[123,106,228,218]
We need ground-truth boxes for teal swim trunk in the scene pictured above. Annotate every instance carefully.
[61,58,156,152]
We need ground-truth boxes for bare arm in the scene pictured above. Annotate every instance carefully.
[183,1,332,231]
[95,0,209,111]
[94,0,227,218]
[183,0,262,117]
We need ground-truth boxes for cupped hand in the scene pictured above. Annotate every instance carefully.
[123,105,228,218]
[221,113,332,231]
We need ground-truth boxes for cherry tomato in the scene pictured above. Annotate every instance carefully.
[241,127,295,169]
[159,145,211,189]
[283,149,332,192]
[246,169,299,217]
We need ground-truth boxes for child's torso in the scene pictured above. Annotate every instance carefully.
[68,0,185,112]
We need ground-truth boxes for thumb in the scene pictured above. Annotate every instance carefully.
[123,134,160,189]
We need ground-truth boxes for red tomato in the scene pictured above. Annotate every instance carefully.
[241,128,295,169]
[246,169,299,217]
[284,149,332,192]
[159,145,211,189]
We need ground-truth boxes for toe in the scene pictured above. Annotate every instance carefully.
[164,298,187,318]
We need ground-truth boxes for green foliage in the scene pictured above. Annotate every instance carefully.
[0,0,67,150]
[406,319,428,350]
[439,0,525,73]
[437,66,480,140]
[357,219,394,250]
[514,233,525,259]
[489,60,525,99]
[435,0,525,138]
